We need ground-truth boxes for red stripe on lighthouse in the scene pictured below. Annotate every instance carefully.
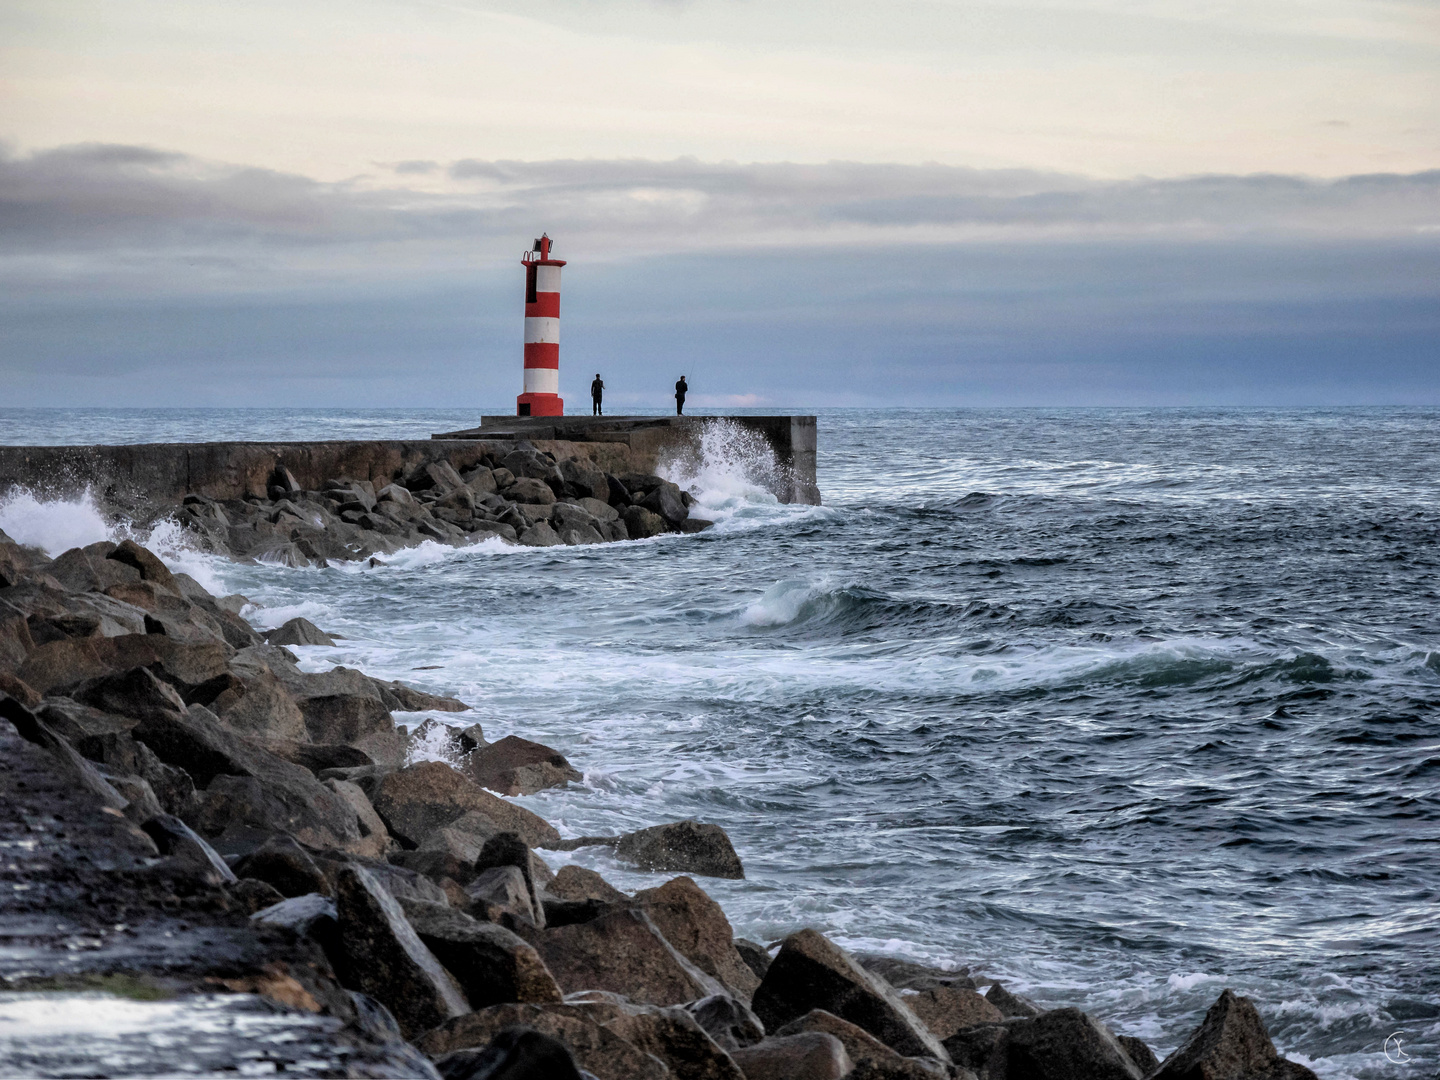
[517,234,566,417]
[523,343,559,368]
[526,293,560,318]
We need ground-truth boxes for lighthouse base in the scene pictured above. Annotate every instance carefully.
[516,393,564,417]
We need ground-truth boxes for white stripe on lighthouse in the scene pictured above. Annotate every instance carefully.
[523,366,560,394]
[535,265,562,293]
[524,317,560,344]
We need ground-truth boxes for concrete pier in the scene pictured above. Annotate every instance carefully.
[0,416,819,517]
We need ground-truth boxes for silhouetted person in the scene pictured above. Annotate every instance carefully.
[675,375,688,416]
[591,373,604,416]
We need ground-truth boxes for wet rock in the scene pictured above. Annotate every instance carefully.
[266,739,374,776]
[106,540,179,594]
[616,820,744,880]
[371,761,560,850]
[734,940,772,981]
[272,664,401,765]
[475,832,552,919]
[0,696,131,813]
[634,876,760,999]
[252,892,342,957]
[73,665,189,721]
[110,772,164,822]
[679,519,714,534]
[417,1003,668,1080]
[532,907,725,1006]
[985,981,1042,1019]
[468,864,542,925]
[322,778,392,858]
[684,994,766,1052]
[373,679,469,712]
[547,865,628,905]
[518,521,563,547]
[331,863,470,1039]
[420,809,505,866]
[564,993,746,1080]
[640,482,689,527]
[407,460,467,493]
[233,832,331,897]
[212,671,308,743]
[939,1022,1010,1080]
[434,1026,584,1080]
[1150,988,1319,1080]
[557,522,605,546]
[774,1010,945,1076]
[750,929,949,1062]
[857,957,975,993]
[313,851,451,906]
[265,617,337,647]
[622,505,668,539]
[1117,1035,1160,1075]
[1002,1007,1144,1080]
[465,734,582,796]
[558,457,610,501]
[141,812,238,885]
[400,898,564,1007]
[229,876,286,914]
[730,1032,851,1080]
[904,986,1003,1040]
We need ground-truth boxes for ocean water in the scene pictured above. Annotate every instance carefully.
[1,407,1437,1079]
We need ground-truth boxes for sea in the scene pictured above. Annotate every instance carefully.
[0,406,1436,1079]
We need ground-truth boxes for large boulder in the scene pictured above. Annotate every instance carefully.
[331,863,470,1039]
[271,664,400,765]
[399,898,564,1007]
[557,457,610,501]
[776,1010,946,1077]
[564,993,746,1080]
[640,482,689,527]
[370,761,560,850]
[464,734,582,796]
[417,1003,669,1080]
[616,820,744,879]
[546,865,628,904]
[621,506,668,540]
[530,907,725,1006]
[265,617,337,647]
[106,540,179,593]
[1002,1007,1144,1080]
[506,477,557,506]
[634,876,760,1000]
[904,986,1003,1041]
[1150,989,1319,1080]
[730,1033,852,1080]
[750,930,949,1063]
[684,994,766,1053]
[985,981,1042,1018]
[468,865,543,926]
[232,832,331,897]
[434,1028,583,1080]
[940,1024,1010,1080]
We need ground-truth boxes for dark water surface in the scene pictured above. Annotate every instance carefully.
[2,407,1436,1079]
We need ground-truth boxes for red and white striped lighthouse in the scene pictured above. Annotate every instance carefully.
[517,234,566,416]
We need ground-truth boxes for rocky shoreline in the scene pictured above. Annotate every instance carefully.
[172,443,710,567]
[0,526,1322,1079]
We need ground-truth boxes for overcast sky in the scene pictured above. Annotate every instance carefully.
[1,0,1436,407]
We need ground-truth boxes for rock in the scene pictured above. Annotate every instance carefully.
[1003,1007,1144,1080]
[465,735,582,796]
[518,522,563,547]
[0,697,131,813]
[500,449,562,484]
[313,851,451,906]
[622,505,668,539]
[374,679,469,713]
[679,519,714,534]
[730,1033,852,1080]
[506,477,557,505]
[400,898,564,1007]
[434,1026,584,1080]
[576,497,618,523]
[323,778,392,858]
[565,993,746,1080]
[475,832,551,922]
[531,907,725,1006]
[750,929,949,1062]
[110,773,165,823]
[140,812,238,885]
[463,468,498,497]
[904,986,1003,1040]
[558,457,610,501]
[331,863,470,1039]
[252,892,341,958]
[267,740,374,776]
[407,460,467,493]
[232,832,331,897]
[371,761,560,850]
[846,1060,956,1080]
[557,523,605,546]
[939,1024,1009,1080]
[272,664,400,765]
[640,482,689,527]
[265,617,337,647]
[684,994,766,1052]
[421,809,505,866]
[1150,989,1320,1080]
[616,820,744,880]
[1117,1035,1160,1076]
[985,982,1042,1019]
[775,1010,942,1075]
[469,865,543,926]
[858,957,975,993]
[229,877,287,914]
[634,876,760,999]
[73,665,188,721]
[214,671,308,743]
[418,1003,668,1080]
[106,540,178,594]
[547,865,628,905]
[734,940,772,981]
[378,483,415,505]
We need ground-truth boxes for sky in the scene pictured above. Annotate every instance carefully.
[1,0,1437,408]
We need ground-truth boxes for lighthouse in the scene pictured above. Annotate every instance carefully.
[517,234,566,416]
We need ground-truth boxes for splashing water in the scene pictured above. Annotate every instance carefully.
[659,419,791,522]
[0,488,112,556]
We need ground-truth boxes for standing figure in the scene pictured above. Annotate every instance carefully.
[675,375,688,416]
[591,373,605,416]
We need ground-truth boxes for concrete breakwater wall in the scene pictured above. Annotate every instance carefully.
[0,415,819,517]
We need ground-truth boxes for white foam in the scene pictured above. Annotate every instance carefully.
[1167,971,1218,992]
[741,578,833,627]
[0,487,111,556]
